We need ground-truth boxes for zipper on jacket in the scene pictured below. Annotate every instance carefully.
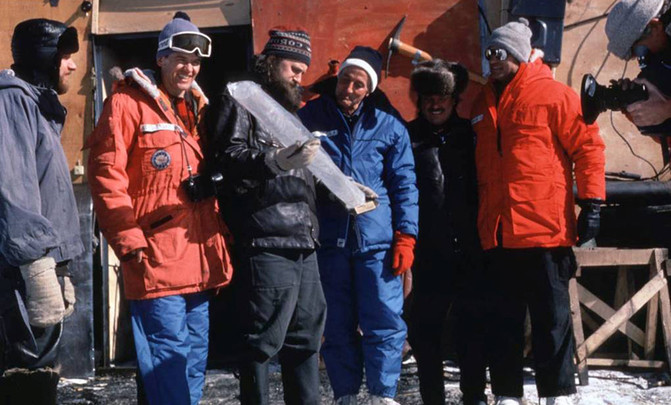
[336,103,357,248]
[497,127,503,156]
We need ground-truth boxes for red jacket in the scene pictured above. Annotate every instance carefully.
[86,69,233,300]
[472,60,606,250]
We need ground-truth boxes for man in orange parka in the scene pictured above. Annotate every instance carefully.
[86,12,232,405]
[471,18,605,405]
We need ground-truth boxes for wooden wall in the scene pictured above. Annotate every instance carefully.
[557,0,665,179]
[0,0,93,184]
[2,0,662,179]
[251,0,482,121]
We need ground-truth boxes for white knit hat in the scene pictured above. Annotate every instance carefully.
[606,0,664,59]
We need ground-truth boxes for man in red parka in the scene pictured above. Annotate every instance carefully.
[86,12,233,405]
[471,18,606,405]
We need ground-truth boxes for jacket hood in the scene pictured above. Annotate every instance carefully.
[0,69,65,120]
[0,69,45,101]
[121,67,209,104]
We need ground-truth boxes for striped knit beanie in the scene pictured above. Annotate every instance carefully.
[262,27,311,66]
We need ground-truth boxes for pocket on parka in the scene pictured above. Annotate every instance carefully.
[137,130,182,173]
[142,208,200,291]
[508,180,561,238]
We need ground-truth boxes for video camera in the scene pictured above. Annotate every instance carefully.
[580,74,649,124]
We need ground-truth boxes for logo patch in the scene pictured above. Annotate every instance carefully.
[151,150,171,170]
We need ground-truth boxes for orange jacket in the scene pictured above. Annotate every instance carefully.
[86,69,232,300]
[472,60,605,250]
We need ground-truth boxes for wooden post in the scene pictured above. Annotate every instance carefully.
[645,253,662,360]
[569,277,588,385]
[657,257,671,372]
[579,273,667,358]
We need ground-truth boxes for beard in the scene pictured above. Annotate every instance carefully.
[56,79,69,95]
[265,69,303,113]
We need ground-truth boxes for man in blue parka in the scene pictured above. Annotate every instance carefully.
[0,19,83,404]
[298,46,419,405]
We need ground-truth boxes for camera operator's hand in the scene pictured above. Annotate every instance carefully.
[613,78,635,91]
[626,78,671,127]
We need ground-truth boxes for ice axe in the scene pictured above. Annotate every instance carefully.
[386,15,487,85]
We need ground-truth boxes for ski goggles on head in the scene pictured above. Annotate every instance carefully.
[158,31,212,58]
[485,48,508,61]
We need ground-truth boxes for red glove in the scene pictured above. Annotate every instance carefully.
[392,231,416,276]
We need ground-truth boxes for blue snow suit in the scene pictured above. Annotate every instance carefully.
[0,70,83,369]
[298,79,418,399]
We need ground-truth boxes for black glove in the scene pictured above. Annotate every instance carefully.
[576,199,603,247]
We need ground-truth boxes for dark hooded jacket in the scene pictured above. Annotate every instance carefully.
[204,82,319,250]
[408,113,481,291]
[0,70,83,270]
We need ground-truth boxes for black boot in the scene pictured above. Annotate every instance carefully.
[0,367,59,405]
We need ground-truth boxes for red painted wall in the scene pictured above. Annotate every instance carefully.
[251,0,483,121]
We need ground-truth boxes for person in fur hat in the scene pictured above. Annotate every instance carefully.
[407,59,487,405]
[86,12,233,405]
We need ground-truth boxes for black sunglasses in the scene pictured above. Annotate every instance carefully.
[485,48,508,61]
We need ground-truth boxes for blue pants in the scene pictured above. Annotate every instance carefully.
[318,247,406,399]
[131,291,211,405]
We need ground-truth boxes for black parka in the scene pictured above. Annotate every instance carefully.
[205,92,319,250]
[409,113,481,292]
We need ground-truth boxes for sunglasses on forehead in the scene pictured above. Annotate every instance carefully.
[485,48,508,61]
[158,31,212,58]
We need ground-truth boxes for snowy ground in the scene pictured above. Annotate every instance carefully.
[58,359,671,404]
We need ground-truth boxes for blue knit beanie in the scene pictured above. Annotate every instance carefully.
[156,12,201,60]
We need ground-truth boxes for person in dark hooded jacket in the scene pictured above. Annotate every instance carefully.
[0,18,83,404]
[407,59,487,405]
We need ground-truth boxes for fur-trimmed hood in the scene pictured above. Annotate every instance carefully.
[119,67,209,105]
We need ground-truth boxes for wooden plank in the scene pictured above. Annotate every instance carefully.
[569,278,589,385]
[656,275,671,372]
[581,306,600,332]
[586,359,665,368]
[614,267,636,358]
[577,284,646,348]
[579,273,668,358]
[573,248,655,267]
[645,262,661,360]
[643,294,659,360]
[94,0,251,35]
[613,267,629,312]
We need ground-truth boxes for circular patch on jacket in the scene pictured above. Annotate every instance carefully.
[151,150,171,170]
